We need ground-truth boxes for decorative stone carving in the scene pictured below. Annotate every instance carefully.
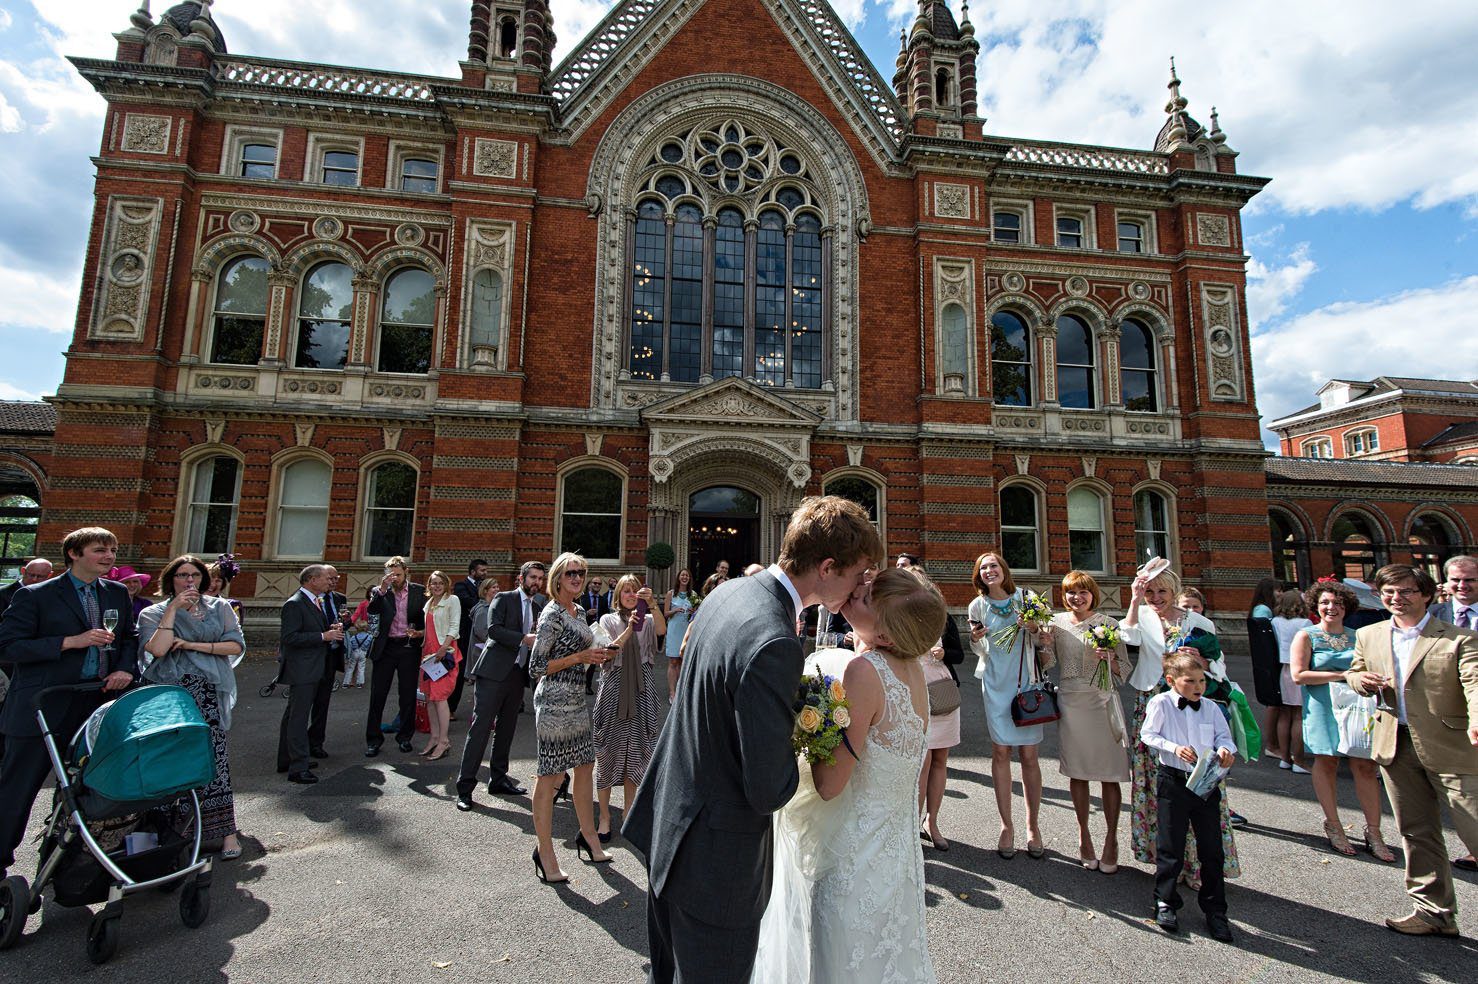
[787,461,812,488]
[369,383,427,400]
[204,419,226,444]
[473,138,518,179]
[1147,459,1162,480]
[90,196,163,341]
[1196,213,1232,247]
[295,423,315,447]
[1081,456,1097,477]
[122,114,171,154]
[585,433,603,456]
[1014,454,1030,475]
[1066,275,1090,298]
[846,444,863,467]
[228,210,260,234]
[1201,284,1245,402]
[383,426,402,451]
[282,378,342,396]
[313,216,344,241]
[484,76,517,92]
[1129,281,1150,300]
[933,183,971,220]
[395,223,425,247]
[1003,272,1026,292]
[936,123,963,140]
[194,375,254,391]
[650,455,674,483]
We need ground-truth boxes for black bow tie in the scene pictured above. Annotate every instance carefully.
[1177,697,1202,711]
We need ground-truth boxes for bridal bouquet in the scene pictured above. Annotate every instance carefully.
[792,673,852,765]
[989,590,1053,651]
[1085,622,1121,691]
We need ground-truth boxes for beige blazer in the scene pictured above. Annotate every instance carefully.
[1346,618,1478,774]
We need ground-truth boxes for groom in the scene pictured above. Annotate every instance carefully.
[624,496,881,983]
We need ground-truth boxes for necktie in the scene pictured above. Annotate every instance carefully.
[1177,696,1202,711]
[523,597,532,635]
[81,584,102,679]
[1460,608,1473,630]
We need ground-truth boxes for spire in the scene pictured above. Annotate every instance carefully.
[960,0,975,38]
[1209,105,1226,145]
[1162,57,1192,151]
[189,0,218,45]
[130,2,154,31]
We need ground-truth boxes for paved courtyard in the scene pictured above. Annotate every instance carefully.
[3,649,1475,982]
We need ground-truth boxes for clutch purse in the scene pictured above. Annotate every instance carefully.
[927,677,960,715]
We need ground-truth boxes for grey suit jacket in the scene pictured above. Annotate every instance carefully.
[622,570,802,928]
[470,589,546,681]
[1428,600,1457,625]
[279,590,331,687]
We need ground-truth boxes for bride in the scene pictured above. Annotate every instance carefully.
[753,567,946,983]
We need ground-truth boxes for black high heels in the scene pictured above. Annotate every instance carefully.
[575,832,613,864]
[554,774,571,803]
[532,847,568,884]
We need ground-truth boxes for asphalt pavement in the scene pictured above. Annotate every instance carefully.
[2,649,1475,982]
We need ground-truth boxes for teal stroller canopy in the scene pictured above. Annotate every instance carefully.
[77,686,216,810]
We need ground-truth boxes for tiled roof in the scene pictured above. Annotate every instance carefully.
[0,401,57,433]
[1422,421,1478,448]
[1266,456,1478,487]
[1378,376,1478,394]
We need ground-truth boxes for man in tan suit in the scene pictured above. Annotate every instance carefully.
[1348,564,1478,936]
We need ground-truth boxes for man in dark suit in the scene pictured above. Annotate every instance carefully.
[1424,553,1478,872]
[0,528,136,877]
[449,558,487,716]
[364,555,426,756]
[277,564,343,784]
[623,496,881,984]
[455,561,546,809]
[0,557,54,622]
[299,564,345,764]
[580,575,608,625]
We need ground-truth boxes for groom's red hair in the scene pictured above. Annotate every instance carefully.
[778,496,882,577]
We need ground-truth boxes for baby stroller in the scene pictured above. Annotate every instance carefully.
[0,682,217,964]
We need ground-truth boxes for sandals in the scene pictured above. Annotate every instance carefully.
[1365,826,1396,863]
[1324,821,1357,856]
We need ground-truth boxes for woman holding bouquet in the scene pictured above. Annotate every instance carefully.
[967,551,1053,859]
[1037,571,1129,872]
[1288,580,1394,861]
[419,570,461,760]
[1121,562,1239,886]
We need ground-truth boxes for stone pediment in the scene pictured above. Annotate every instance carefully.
[641,377,823,428]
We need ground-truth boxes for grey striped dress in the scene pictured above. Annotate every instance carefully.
[593,613,661,788]
[529,602,595,776]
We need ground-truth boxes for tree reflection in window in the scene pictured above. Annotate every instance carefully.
[990,311,1032,406]
[295,262,353,369]
[211,256,268,365]
[364,462,417,557]
[378,268,435,374]
[1120,319,1158,412]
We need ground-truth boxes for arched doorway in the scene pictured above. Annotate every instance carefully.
[0,464,42,581]
[688,486,761,584]
[1331,511,1383,582]
[1408,512,1456,582]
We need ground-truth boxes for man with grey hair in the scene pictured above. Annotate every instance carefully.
[277,564,343,784]
[0,557,54,623]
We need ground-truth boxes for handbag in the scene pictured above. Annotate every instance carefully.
[1010,635,1060,727]
[1329,680,1375,759]
[927,677,960,715]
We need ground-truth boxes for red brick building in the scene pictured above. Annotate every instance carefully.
[1267,376,1478,463]
[32,0,1276,621]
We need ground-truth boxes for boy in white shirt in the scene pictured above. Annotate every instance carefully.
[1141,652,1237,942]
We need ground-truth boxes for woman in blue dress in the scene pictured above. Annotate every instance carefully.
[662,568,695,698]
[1289,580,1394,862]
[968,551,1052,859]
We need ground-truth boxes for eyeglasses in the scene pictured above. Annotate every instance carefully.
[1379,588,1421,598]
[564,570,587,579]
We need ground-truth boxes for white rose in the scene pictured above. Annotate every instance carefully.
[833,707,851,729]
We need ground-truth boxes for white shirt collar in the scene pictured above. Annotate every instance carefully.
[768,564,803,619]
[1392,612,1431,639]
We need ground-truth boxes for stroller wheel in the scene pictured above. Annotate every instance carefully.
[0,875,30,950]
[85,913,120,965]
[180,885,210,929]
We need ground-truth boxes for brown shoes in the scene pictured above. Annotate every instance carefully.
[1384,911,1459,936]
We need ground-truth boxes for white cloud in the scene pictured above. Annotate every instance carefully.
[0,10,12,32]
[1247,243,1316,329]
[0,263,79,335]
[0,381,43,402]
[1252,276,1478,438]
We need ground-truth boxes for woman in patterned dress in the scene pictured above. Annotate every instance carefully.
[1289,580,1395,861]
[1121,563,1239,886]
[137,555,246,859]
[594,575,665,841]
[528,552,615,883]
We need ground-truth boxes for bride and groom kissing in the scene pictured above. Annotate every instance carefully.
[624,496,947,983]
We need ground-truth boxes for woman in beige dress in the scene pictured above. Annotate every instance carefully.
[1037,571,1129,873]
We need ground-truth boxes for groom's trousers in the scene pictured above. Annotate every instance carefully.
[647,886,759,984]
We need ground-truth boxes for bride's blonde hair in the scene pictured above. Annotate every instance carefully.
[870,568,946,661]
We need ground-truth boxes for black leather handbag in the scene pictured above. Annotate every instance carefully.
[1010,634,1060,727]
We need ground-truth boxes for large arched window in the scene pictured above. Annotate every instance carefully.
[275,458,332,559]
[363,461,417,558]
[378,267,436,374]
[468,268,503,366]
[1408,512,1456,581]
[1120,319,1158,412]
[1067,486,1108,572]
[560,467,624,562]
[1270,508,1309,586]
[625,122,830,388]
[210,256,268,365]
[295,261,353,370]
[1056,314,1095,409]
[999,484,1041,572]
[990,311,1032,406]
[186,455,241,554]
[1133,489,1171,564]
[1331,511,1383,581]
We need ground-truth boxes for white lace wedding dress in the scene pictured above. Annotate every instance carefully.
[752,648,936,984]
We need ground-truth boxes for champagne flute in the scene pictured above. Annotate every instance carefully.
[102,608,119,659]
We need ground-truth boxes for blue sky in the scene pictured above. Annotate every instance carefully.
[3,1,1477,448]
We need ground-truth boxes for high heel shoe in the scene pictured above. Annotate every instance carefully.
[532,848,568,884]
[554,774,571,803]
[1323,820,1357,856]
[427,742,450,761]
[575,832,613,864]
[1364,825,1395,863]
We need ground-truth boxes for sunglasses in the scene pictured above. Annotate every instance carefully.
[564,569,587,578]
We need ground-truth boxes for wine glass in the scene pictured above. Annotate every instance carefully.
[102,608,119,658]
